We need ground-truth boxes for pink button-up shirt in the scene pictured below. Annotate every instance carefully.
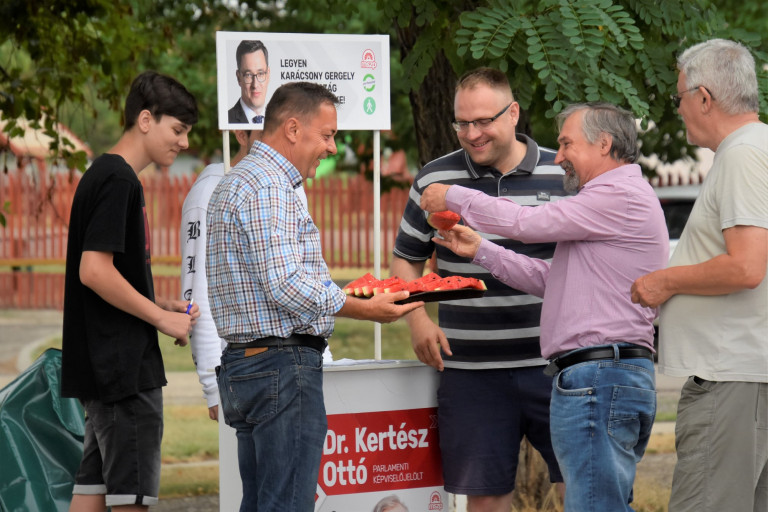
[445,163,668,359]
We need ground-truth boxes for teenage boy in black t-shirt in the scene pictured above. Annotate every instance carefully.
[61,71,199,511]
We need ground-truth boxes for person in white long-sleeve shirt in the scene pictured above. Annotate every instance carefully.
[180,129,332,420]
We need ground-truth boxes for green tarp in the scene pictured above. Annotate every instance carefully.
[0,348,84,512]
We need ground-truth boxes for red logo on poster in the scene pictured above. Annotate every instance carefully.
[318,408,442,497]
[428,490,444,510]
[361,49,377,70]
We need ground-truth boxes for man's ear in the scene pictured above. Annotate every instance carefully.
[284,117,300,143]
[701,87,715,114]
[507,102,520,126]
[234,130,249,147]
[136,109,153,134]
[599,133,613,156]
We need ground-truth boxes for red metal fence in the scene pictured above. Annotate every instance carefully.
[0,170,409,309]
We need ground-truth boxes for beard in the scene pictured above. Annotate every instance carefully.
[561,160,580,194]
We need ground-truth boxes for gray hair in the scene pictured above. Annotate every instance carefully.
[677,38,759,115]
[373,494,409,512]
[556,102,639,163]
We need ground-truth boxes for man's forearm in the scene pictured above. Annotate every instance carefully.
[658,257,763,297]
[661,225,767,299]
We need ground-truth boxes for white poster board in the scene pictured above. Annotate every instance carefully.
[216,32,391,131]
[220,361,449,511]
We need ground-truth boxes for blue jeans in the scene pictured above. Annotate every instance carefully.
[549,344,656,512]
[218,344,326,512]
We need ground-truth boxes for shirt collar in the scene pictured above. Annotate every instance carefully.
[581,163,642,190]
[250,140,304,189]
[463,133,541,179]
[239,98,263,124]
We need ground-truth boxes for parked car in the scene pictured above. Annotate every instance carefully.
[652,184,701,358]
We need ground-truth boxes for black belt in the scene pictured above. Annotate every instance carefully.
[226,334,327,352]
[544,345,653,376]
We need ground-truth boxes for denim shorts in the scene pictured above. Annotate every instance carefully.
[218,344,326,511]
[73,388,163,507]
[437,366,563,495]
[549,344,656,512]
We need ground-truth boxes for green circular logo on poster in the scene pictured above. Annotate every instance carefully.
[363,74,376,92]
[363,97,376,115]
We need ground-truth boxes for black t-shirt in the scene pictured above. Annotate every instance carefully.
[61,154,166,403]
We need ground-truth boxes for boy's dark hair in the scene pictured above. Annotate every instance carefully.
[124,71,198,131]
[263,82,339,134]
[236,40,269,69]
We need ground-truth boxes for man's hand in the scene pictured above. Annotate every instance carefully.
[631,271,671,308]
[208,405,219,422]
[420,184,451,213]
[432,224,482,260]
[408,316,452,371]
[364,291,425,323]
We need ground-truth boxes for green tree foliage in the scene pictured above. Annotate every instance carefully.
[454,0,768,167]
[2,0,767,176]
[1,0,417,173]
[0,0,168,169]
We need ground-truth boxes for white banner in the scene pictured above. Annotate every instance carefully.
[220,360,449,511]
[216,32,391,131]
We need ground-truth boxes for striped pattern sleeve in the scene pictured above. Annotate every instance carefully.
[393,143,568,367]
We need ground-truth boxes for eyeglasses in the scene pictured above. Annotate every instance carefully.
[239,70,268,84]
[452,103,512,132]
[670,86,715,109]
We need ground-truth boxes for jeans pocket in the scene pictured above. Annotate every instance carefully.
[298,345,323,370]
[608,385,656,451]
[556,364,596,396]
[225,369,279,425]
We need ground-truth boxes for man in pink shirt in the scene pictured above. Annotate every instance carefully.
[421,102,668,511]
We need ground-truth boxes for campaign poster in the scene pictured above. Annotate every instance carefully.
[216,32,390,131]
[219,360,448,511]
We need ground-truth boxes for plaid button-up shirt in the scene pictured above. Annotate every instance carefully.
[206,141,345,342]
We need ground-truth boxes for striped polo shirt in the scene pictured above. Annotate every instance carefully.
[393,134,567,369]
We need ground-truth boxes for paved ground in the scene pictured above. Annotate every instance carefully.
[0,309,684,511]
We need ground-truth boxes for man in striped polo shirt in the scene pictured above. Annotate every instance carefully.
[392,68,565,510]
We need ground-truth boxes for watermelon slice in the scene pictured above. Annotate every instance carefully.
[342,273,376,295]
[361,279,386,297]
[373,276,407,295]
[419,272,442,283]
[383,282,408,293]
[438,276,487,291]
[427,210,461,230]
[465,277,487,290]
[405,272,442,293]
